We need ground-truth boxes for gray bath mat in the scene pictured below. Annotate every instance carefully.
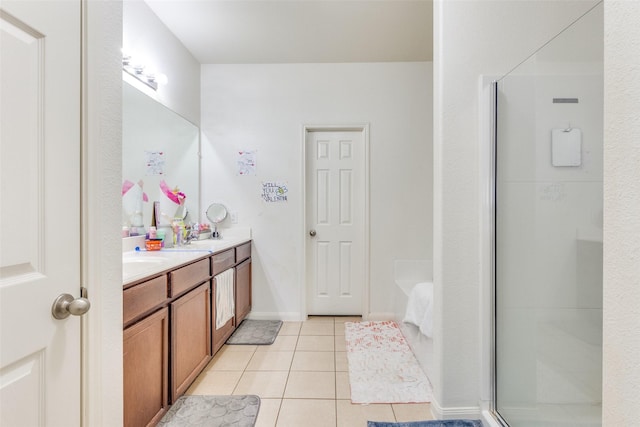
[158,395,260,427]
[226,320,282,345]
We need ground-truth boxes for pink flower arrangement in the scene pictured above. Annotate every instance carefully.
[159,180,186,205]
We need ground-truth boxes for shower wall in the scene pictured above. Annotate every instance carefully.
[495,4,603,425]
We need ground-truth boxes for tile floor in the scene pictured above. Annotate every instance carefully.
[186,316,433,427]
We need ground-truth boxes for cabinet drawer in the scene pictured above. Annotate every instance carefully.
[235,242,251,263]
[123,275,168,325]
[170,258,210,297]
[212,249,235,275]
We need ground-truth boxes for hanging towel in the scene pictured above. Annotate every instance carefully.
[215,268,235,330]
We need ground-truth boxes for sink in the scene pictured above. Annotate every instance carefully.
[122,256,166,264]
[122,254,168,278]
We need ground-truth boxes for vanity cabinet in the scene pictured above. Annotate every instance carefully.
[124,307,169,427]
[123,240,252,426]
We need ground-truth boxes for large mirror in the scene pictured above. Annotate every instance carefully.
[122,81,200,231]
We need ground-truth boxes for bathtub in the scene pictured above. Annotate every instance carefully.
[393,260,434,381]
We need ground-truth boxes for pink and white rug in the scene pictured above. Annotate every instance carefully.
[345,320,432,404]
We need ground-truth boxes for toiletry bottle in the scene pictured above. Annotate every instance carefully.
[156,229,165,247]
[148,226,157,239]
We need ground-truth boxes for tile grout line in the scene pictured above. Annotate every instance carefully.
[229,344,256,396]
[274,324,301,425]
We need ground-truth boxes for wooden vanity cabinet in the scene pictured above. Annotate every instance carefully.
[123,240,252,426]
[124,307,169,427]
[170,282,211,402]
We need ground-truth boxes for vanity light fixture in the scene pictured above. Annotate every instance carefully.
[122,54,167,91]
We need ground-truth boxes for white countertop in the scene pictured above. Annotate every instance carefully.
[122,229,251,286]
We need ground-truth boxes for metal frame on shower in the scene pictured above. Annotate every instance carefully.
[488,80,509,427]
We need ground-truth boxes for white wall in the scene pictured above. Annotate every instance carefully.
[84,0,123,425]
[201,62,432,320]
[123,0,200,125]
[603,1,640,424]
[432,0,601,416]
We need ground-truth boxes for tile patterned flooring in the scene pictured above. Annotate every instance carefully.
[186,316,433,426]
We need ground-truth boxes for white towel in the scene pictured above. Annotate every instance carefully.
[403,282,434,338]
[215,268,235,330]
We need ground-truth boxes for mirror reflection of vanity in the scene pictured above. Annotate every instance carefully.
[122,81,200,231]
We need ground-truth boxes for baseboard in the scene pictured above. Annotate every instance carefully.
[430,396,482,421]
[246,312,302,321]
[481,410,505,427]
[366,312,395,321]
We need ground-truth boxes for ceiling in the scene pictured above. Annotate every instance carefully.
[144,0,433,64]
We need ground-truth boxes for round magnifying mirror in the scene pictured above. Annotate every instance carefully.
[205,203,227,239]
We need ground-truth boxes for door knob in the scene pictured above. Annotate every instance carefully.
[51,293,91,319]
[309,229,316,237]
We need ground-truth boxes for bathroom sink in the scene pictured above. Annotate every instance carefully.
[122,255,166,264]
[122,254,169,278]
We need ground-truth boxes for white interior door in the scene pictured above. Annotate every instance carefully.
[306,129,366,315]
[1,2,83,425]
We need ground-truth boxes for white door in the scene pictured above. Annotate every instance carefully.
[1,2,83,426]
[306,129,366,315]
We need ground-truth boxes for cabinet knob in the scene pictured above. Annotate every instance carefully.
[309,230,316,237]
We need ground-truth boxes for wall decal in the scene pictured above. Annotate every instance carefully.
[238,150,256,175]
[145,150,165,175]
[261,181,288,203]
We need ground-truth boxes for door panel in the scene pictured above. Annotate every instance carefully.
[306,130,365,315]
[0,2,82,425]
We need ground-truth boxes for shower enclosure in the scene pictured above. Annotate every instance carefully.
[493,3,603,426]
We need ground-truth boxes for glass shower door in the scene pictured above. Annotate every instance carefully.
[494,4,603,426]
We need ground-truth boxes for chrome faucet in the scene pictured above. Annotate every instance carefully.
[184,222,200,244]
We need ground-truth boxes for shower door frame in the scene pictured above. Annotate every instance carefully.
[488,80,510,427]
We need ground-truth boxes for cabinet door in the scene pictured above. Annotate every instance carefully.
[171,282,212,402]
[124,307,169,427]
[235,258,252,324]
